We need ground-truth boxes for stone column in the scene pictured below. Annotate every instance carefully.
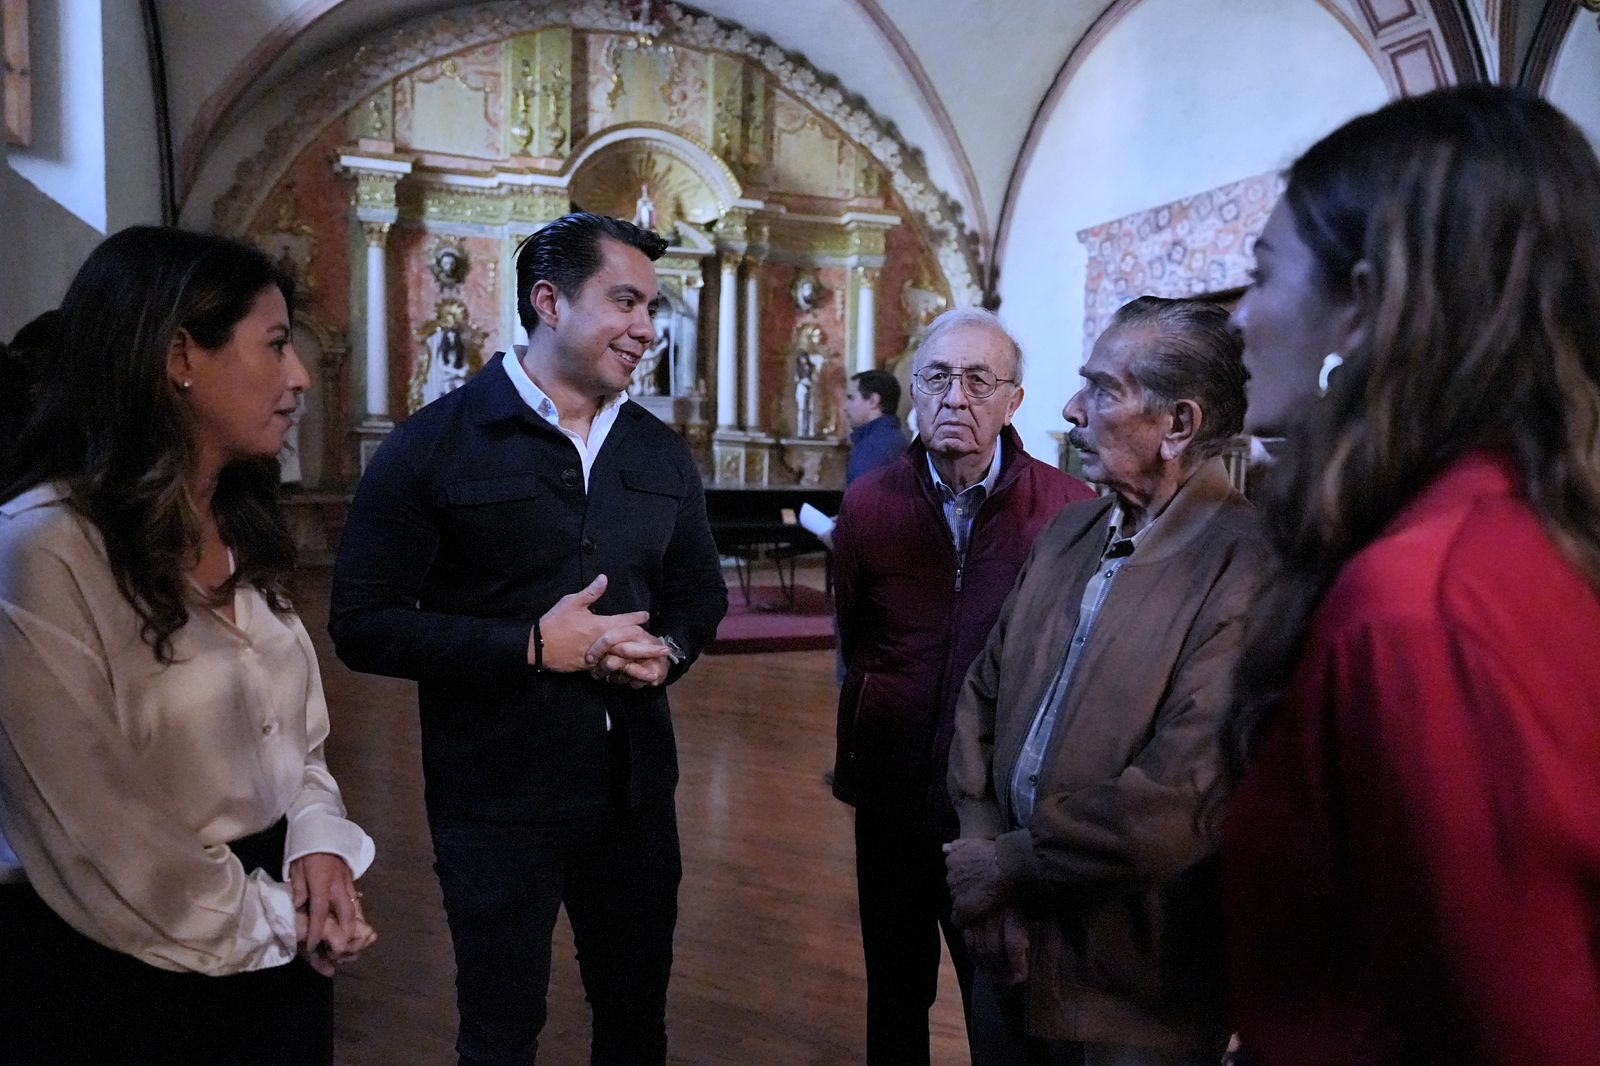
[716,253,738,430]
[853,266,879,373]
[741,255,762,430]
[339,153,411,473]
[361,222,392,419]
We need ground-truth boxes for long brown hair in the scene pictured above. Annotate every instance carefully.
[1224,85,1600,772]
[1,227,298,663]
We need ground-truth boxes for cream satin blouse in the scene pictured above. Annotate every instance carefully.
[0,483,374,975]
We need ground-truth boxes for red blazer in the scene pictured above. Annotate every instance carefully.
[1224,451,1600,1064]
[831,427,1092,834]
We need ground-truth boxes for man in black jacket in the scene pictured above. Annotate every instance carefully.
[330,213,727,1066]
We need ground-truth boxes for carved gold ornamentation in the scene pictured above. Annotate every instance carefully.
[543,60,570,154]
[571,144,718,237]
[901,277,948,339]
[846,225,888,259]
[420,187,512,225]
[509,188,572,222]
[431,241,470,287]
[509,59,536,154]
[212,0,980,303]
[256,195,320,298]
[367,98,389,139]
[360,220,391,245]
[792,271,826,312]
[852,265,880,290]
[764,219,852,259]
[350,170,402,214]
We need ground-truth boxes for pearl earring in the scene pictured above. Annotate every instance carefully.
[178,380,192,391]
[1318,353,1343,397]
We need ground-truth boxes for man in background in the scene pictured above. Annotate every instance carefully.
[842,368,909,484]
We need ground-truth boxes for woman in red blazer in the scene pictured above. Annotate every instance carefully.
[1221,85,1600,1065]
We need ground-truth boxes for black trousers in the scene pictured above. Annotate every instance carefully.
[0,818,333,1066]
[854,809,976,1066]
[430,791,682,1066]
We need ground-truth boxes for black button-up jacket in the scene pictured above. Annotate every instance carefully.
[330,354,727,823]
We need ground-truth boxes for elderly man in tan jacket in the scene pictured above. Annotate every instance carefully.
[945,296,1273,1066]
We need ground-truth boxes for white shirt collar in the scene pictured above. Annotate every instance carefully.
[502,347,627,490]
[502,345,626,426]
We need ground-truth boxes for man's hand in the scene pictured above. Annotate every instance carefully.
[962,907,1029,986]
[586,627,673,688]
[290,852,378,976]
[533,574,651,672]
[944,836,1010,925]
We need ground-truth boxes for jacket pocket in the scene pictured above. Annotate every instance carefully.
[440,474,560,571]
[445,473,541,506]
[618,467,684,499]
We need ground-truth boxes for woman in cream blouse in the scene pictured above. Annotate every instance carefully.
[0,227,376,1064]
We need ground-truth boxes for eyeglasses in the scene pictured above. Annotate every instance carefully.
[913,367,1016,400]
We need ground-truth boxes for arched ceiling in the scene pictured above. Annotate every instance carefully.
[161,0,1530,278]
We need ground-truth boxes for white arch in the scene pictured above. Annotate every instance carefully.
[561,124,759,214]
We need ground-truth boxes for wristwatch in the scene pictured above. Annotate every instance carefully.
[660,634,687,666]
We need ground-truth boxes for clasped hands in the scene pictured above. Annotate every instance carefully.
[532,573,673,688]
[289,852,377,977]
[944,837,1029,986]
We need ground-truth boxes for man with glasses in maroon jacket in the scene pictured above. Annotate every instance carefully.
[831,308,1093,1065]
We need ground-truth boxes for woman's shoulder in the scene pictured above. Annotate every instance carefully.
[0,483,106,603]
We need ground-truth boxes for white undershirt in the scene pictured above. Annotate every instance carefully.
[503,346,626,490]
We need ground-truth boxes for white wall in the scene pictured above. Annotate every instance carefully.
[1547,17,1600,154]
[0,0,162,338]
[7,0,106,231]
[996,0,1388,455]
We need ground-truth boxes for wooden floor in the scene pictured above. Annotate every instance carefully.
[293,567,971,1066]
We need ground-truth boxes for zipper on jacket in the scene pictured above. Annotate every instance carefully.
[954,562,963,592]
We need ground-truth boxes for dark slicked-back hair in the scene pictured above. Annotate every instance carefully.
[1223,84,1600,777]
[516,212,667,334]
[1,226,297,664]
[851,368,900,417]
[1109,295,1247,461]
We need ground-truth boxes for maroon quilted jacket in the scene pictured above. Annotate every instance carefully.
[831,427,1093,834]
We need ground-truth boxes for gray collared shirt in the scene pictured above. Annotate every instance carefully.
[927,442,1004,568]
[1008,504,1152,828]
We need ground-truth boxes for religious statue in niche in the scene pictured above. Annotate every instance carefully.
[431,242,469,288]
[791,322,826,438]
[630,326,671,395]
[633,183,658,231]
[408,299,485,413]
[792,270,826,313]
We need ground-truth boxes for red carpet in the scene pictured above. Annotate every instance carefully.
[706,584,836,654]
